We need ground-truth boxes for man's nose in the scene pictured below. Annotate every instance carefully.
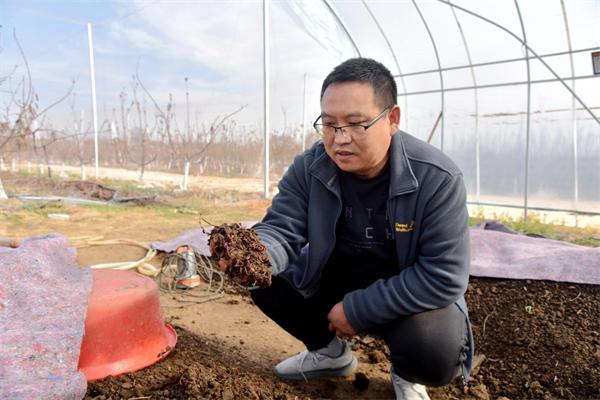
[333,129,352,143]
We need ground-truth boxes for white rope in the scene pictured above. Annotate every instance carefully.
[72,236,160,276]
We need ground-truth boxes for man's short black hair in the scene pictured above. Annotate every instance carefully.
[320,58,397,109]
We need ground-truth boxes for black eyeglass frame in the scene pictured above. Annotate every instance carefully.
[312,106,393,138]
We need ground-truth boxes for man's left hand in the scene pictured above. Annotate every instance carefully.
[327,301,357,337]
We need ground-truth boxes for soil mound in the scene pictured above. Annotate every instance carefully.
[86,277,600,400]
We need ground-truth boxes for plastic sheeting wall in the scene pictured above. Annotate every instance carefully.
[332,0,600,214]
[1,0,598,213]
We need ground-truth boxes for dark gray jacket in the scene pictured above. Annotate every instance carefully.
[254,131,473,376]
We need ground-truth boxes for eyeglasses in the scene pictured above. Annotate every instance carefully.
[313,106,392,139]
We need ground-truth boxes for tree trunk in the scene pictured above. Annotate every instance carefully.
[139,126,147,182]
[0,176,8,200]
[181,161,190,191]
[42,144,52,178]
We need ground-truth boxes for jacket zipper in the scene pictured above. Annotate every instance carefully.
[311,174,343,287]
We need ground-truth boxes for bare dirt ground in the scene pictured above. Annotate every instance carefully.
[1,171,599,399]
[48,163,600,230]
[82,272,600,400]
[48,163,270,194]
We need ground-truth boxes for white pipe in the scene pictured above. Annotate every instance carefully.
[514,0,531,223]
[560,0,578,226]
[87,23,99,180]
[450,0,480,203]
[263,0,270,198]
[302,73,307,152]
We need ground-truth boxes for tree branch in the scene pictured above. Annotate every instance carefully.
[189,104,246,162]
[13,29,33,107]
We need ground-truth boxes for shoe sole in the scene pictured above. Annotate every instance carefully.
[274,356,358,381]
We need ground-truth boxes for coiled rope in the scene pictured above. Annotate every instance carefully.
[72,236,225,306]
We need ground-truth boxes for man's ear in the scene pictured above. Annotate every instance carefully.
[389,105,401,134]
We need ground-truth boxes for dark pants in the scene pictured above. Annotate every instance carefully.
[250,253,468,387]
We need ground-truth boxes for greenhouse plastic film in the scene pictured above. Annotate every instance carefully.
[0,234,91,400]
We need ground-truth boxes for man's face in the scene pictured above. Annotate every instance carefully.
[320,81,400,178]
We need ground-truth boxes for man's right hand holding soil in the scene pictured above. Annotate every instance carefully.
[208,223,272,288]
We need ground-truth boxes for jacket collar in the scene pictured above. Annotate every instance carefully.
[389,131,419,196]
[309,144,340,192]
[308,131,419,197]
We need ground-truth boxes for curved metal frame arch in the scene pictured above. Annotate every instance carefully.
[413,0,445,152]
[435,0,600,127]
[361,0,410,131]
[322,0,362,57]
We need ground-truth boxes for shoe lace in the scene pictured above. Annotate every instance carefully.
[297,352,309,382]
[297,350,324,383]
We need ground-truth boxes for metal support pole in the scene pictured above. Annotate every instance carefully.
[394,46,600,79]
[450,0,480,202]
[361,0,409,131]
[435,0,600,127]
[263,0,270,198]
[87,23,99,180]
[514,1,531,223]
[413,0,445,152]
[302,73,307,152]
[397,74,599,96]
[561,0,579,227]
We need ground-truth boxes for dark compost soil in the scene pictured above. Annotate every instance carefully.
[85,277,600,400]
[208,223,272,288]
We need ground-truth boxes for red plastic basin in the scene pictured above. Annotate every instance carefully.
[78,269,177,381]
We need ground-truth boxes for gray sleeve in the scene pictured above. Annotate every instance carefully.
[253,154,311,275]
[343,173,470,332]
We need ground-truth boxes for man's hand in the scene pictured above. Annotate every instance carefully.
[207,223,272,287]
[327,301,357,337]
[209,240,232,272]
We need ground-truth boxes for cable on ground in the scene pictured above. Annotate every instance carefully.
[72,237,225,306]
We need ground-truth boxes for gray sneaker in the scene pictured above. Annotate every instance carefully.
[391,372,430,400]
[273,341,358,381]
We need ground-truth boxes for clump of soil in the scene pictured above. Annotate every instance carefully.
[1,171,154,201]
[55,180,117,201]
[208,223,271,287]
[352,372,370,391]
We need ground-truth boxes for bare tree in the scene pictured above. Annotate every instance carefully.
[0,30,74,198]
[134,65,246,188]
[68,94,94,179]
[108,90,133,167]
[135,66,178,170]
[128,79,156,182]
[190,106,246,165]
